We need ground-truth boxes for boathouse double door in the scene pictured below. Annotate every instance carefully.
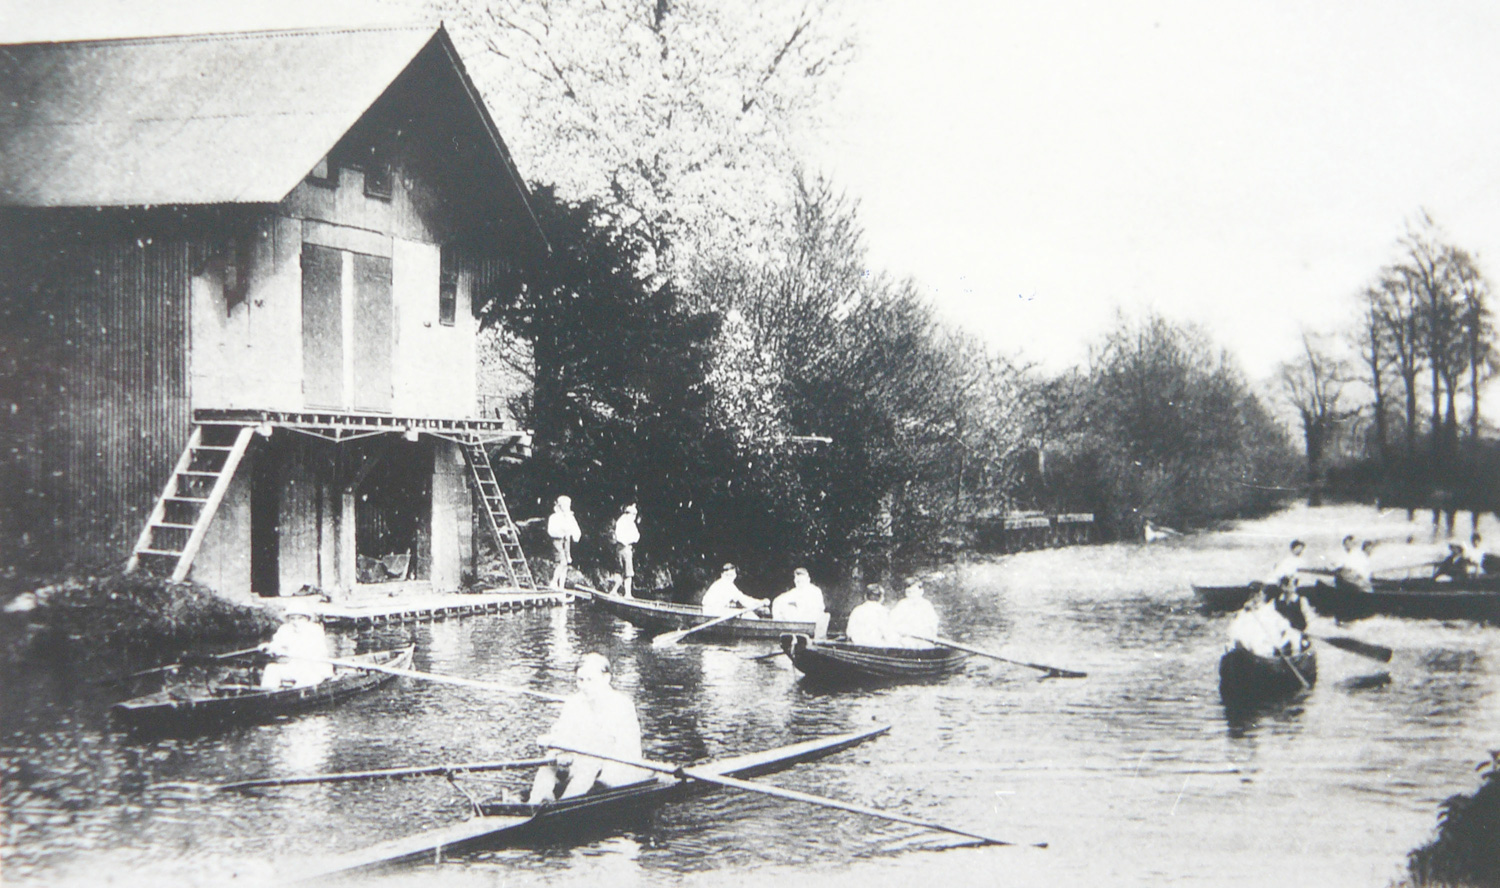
[301,242,393,413]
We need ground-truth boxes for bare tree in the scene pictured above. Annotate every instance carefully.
[1280,333,1352,504]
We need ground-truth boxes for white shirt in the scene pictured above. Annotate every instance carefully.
[548,509,582,542]
[846,601,896,647]
[542,687,648,787]
[1228,603,1297,658]
[1263,553,1305,586]
[771,582,826,622]
[1336,547,1372,581]
[613,512,640,546]
[701,575,762,614]
[260,620,333,688]
[890,595,939,646]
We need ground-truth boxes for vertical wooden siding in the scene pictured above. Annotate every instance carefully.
[0,224,193,569]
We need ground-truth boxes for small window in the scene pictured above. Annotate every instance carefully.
[439,247,457,326]
[363,145,392,200]
[306,154,335,187]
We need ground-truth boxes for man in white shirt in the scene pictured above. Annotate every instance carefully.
[547,495,582,590]
[771,567,829,638]
[1334,535,1374,593]
[700,563,767,616]
[891,575,940,648]
[846,584,897,647]
[1227,588,1300,659]
[613,504,640,597]
[1263,539,1306,588]
[529,653,649,803]
[258,606,334,689]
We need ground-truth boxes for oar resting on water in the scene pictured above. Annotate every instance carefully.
[548,741,1045,849]
[905,634,1086,679]
[1306,634,1393,662]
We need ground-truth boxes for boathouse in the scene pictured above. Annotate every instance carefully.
[0,25,545,599]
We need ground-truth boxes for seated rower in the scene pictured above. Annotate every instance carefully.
[846,583,897,647]
[529,653,650,804]
[1333,535,1374,593]
[258,604,334,689]
[1263,539,1307,590]
[890,575,940,648]
[771,568,830,638]
[700,563,768,616]
[1434,543,1469,581]
[1227,587,1304,659]
[1463,533,1493,576]
[1271,575,1315,632]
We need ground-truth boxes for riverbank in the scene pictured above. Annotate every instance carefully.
[1403,753,1500,887]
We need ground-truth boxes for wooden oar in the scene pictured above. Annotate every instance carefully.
[1276,650,1312,690]
[301,656,566,703]
[651,608,756,647]
[212,757,552,793]
[906,634,1086,679]
[106,645,265,684]
[1308,634,1393,662]
[548,741,1044,848]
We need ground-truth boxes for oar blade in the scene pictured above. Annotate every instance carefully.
[651,629,692,648]
[1319,635,1394,663]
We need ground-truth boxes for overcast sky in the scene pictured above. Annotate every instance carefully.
[8,0,1500,382]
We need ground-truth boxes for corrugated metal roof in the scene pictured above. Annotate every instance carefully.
[0,25,446,207]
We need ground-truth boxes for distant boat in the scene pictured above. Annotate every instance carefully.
[1195,576,1500,622]
[110,645,415,735]
[578,587,815,641]
[1218,644,1317,705]
[780,633,969,684]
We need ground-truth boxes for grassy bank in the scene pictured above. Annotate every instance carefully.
[0,574,277,671]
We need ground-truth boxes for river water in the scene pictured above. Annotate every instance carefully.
[4,503,1498,887]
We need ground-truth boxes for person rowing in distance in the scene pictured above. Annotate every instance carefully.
[1262,539,1307,591]
[1271,575,1315,632]
[1227,585,1305,660]
[771,567,829,638]
[846,583,898,647]
[700,563,768,617]
[1333,536,1374,593]
[890,575,940,648]
[528,653,651,804]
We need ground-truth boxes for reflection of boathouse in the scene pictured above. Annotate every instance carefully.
[0,26,544,599]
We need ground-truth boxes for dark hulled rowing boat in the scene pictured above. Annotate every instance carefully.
[780,633,969,684]
[1193,583,1309,613]
[580,587,815,641]
[1304,579,1500,623]
[295,724,891,879]
[110,645,415,734]
[1218,643,1317,705]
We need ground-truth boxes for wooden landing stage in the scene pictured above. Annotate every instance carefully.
[309,588,570,628]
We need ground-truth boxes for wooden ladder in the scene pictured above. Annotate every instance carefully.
[460,440,537,591]
[126,423,255,582]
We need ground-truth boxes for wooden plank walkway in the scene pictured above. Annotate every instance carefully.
[307,588,571,628]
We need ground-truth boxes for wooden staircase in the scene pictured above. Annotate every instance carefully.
[126,423,255,582]
[461,440,537,591]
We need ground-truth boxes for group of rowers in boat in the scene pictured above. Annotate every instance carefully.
[693,562,941,647]
[1264,532,1493,596]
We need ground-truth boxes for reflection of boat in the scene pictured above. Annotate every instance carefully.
[579,587,814,640]
[299,724,890,879]
[780,633,969,683]
[110,646,415,733]
[1305,579,1500,623]
[1218,644,1316,705]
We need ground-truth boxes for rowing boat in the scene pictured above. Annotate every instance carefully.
[110,645,415,734]
[295,723,890,879]
[1218,643,1317,705]
[1304,579,1500,623]
[1196,574,1500,617]
[780,633,969,683]
[579,587,815,640]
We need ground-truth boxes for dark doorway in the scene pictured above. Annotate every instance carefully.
[250,448,280,596]
[354,439,430,583]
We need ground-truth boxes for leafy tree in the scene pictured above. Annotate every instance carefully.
[436,0,856,277]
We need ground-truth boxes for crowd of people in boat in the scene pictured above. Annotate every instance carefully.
[1261,532,1493,597]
